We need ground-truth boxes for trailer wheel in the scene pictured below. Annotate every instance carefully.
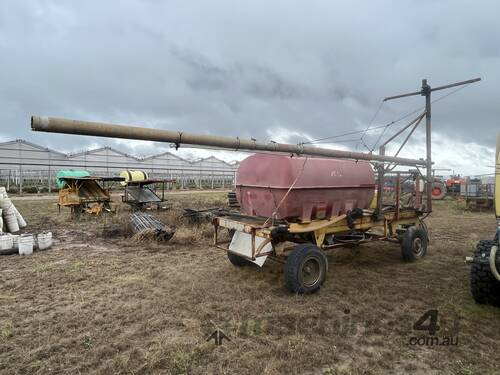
[285,243,328,294]
[401,226,428,262]
[227,252,251,267]
[470,240,500,306]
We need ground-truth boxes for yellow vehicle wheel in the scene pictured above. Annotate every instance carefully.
[285,243,328,294]
[401,226,428,262]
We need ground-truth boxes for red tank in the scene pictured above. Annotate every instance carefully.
[235,154,375,221]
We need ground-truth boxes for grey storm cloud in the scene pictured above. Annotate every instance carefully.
[0,0,498,168]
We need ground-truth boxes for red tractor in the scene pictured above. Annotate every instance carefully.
[446,175,465,195]
[431,177,447,200]
[431,174,465,200]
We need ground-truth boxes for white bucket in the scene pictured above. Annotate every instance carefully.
[37,232,53,250]
[15,209,27,228]
[1,198,26,230]
[4,211,19,233]
[18,234,33,255]
[0,187,7,199]
[0,197,12,210]
[0,235,13,250]
[1,199,16,217]
[9,234,19,249]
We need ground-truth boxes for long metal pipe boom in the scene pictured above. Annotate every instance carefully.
[31,115,428,166]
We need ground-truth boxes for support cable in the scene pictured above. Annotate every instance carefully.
[302,82,472,148]
[356,101,384,151]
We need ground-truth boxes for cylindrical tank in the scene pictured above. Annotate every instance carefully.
[235,154,375,221]
[56,170,90,188]
[119,170,148,185]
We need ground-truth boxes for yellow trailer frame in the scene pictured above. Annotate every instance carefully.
[57,176,124,216]
[213,206,428,294]
[213,209,422,262]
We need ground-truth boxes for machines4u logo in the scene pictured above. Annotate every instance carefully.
[409,309,459,346]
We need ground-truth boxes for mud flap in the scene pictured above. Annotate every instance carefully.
[229,231,272,267]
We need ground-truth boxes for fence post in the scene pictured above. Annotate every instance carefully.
[48,170,52,193]
[48,153,52,193]
[19,167,23,194]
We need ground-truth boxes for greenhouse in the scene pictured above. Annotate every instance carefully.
[0,139,238,193]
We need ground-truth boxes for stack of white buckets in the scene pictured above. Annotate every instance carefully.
[0,187,52,255]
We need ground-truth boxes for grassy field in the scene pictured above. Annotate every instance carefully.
[1,193,500,374]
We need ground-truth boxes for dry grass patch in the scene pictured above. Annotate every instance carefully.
[1,194,500,374]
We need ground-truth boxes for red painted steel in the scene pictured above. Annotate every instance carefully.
[235,154,375,221]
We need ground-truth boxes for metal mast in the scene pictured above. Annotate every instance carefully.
[383,77,481,212]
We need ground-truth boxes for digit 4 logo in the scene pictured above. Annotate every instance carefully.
[413,309,440,336]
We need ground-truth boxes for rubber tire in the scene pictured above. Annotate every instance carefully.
[470,240,500,306]
[227,252,251,267]
[401,226,428,262]
[285,243,328,294]
[431,181,446,200]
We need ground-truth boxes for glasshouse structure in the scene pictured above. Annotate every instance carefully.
[0,139,239,192]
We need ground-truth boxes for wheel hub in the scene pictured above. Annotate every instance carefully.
[301,257,321,287]
[413,237,423,255]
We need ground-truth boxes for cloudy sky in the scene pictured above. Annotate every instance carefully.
[1,0,498,175]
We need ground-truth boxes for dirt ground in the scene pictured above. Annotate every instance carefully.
[1,193,500,375]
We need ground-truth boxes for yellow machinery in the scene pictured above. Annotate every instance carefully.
[214,172,427,293]
[119,170,148,186]
[117,170,177,210]
[469,133,500,305]
[58,176,124,216]
[121,178,175,210]
[497,134,500,219]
